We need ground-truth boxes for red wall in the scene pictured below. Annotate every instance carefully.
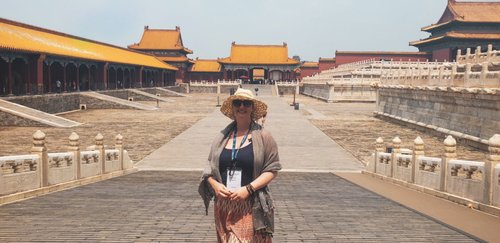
[299,67,320,80]
[432,48,452,62]
[318,61,336,71]
[335,53,431,66]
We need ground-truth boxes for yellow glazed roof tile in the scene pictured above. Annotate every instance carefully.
[190,59,221,72]
[0,19,177,71]
[219,43,299,65]
[128,28,193,54]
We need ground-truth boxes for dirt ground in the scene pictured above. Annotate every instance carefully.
[0,93,228,162]
[283,94,488,165]
[0,93,488,166]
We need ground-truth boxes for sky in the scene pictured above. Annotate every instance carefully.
[0,0,465,61]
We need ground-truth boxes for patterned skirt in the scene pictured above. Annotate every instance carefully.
[214,197,272,243]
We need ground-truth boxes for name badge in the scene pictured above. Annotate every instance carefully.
[226,168,242,191]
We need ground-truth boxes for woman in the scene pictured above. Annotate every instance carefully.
[199,88,281,242]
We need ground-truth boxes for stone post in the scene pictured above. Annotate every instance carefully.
[457,49,462,62]
[475,46,481,60]
[327,82,335,103]
[115,134,124,170]
[481,62,489,87]
[372,137,384,173]
[487,44,493,61]
[464,63,471,87]
[440,135,457,191]
[451,63,457,86]
[484,134,500,205]
[217,84,221,94]
[31,130,48,187]
[68,132,81,179]
[466,48,471,60]
[95,133,105,174]
[412,136,425,183]
[391,137,401,178]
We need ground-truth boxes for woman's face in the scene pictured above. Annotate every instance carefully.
[232,99,254,120]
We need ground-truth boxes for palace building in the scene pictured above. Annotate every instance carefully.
[0,18,177,96]
[410,0,500,61]
[129,26,193,84]
[186,59,222,82]
[218,42,300,82]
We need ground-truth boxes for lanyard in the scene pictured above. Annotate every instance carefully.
[232,128,251,162]
[229,127,250,175]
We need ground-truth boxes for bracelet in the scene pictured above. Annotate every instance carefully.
[246,184,256,195]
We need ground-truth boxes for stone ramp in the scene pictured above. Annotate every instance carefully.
[137,94,364,172]
[129,89,174,102]
[156,87,187,97]
[0,99,81,127]
[82,92,158,111]
[242,84,274,96]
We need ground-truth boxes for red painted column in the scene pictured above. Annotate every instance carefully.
[26,60,31,94]
[36,55,46,94]
[47,63,52,93]
[7,59,13,95]
[87,65,91,91]
[76,63,80,92]
[63,63,67,92]
[103,63,108,90]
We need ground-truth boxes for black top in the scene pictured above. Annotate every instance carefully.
[219,142,254,188]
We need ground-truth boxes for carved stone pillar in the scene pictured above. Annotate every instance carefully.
[95,133,105,174]
[68,132,81,179]
[391,137,401,178]
[484,134,500,204]
[31,130,48,187]
[372,137,384,173]
[412,136,425,183]
[115,134,124,170]
[441,135,457,191]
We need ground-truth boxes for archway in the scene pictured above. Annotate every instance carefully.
[269,70,283,81]
[66,63,77,92]
[108,67,116,90]
[117,68,123,89]
[11,58,27,95]
[50,62,64,93]
[79,64,89,91]
[89,65,97,91]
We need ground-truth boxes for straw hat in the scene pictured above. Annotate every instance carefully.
[220,88,268,120]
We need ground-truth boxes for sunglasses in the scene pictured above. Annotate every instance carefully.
[232,99,253,107]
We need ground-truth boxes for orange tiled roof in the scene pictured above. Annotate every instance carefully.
[157,56,189,63]
[422,0,500,31]
[318,58,336,62]
[128,27,193,54]
[301,62,319,68]
[0,18,177,71]
[219,43,299,65]
[190,59,221,72]
[410,31,500,46]
[336,51,429,55]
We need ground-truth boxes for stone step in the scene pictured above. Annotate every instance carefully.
[0,99,81,127]
[82,92,158,111]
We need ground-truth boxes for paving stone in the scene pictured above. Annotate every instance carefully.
[0,171,480,242]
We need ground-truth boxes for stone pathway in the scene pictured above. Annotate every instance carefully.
[137,91,364,172]
[0,171,480,242]
[0,89,485,242]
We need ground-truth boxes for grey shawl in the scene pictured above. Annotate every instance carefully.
[198,121,282,234]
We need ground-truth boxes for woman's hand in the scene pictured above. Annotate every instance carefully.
[229,187,250,202]
[208,177,231,199]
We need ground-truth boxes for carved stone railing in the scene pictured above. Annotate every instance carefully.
[0,131,134,196]
[456,44,500,64]
[188,79,242,94]
[376,45,500,88]
[368,134,500,210]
